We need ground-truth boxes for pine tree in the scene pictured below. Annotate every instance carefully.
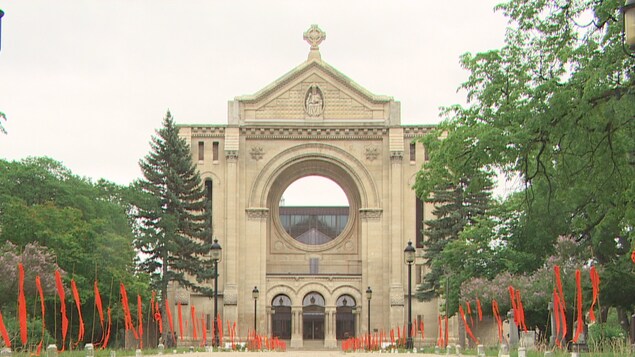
[134,110,212,341]
[416,173,493,315]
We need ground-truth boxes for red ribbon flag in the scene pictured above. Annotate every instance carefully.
[573,269,584,343]
[476,298,483,321]
[17,263,28,346]
[71,279,85,344]
[35,276,46,353]
[459,305,479,344]
[191,306,198,340]
[94,281,104,333]
[55,270,69,350]
[137,294,144,348]
[437,315,443,347]
[492,300,503,343]
[165,299,176,343]
[177,303,184,341]
[102,307,112,349]
[120,283,137,339]
[589,266,600,322]
[0,309,11,348]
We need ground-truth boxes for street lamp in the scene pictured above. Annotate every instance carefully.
[623,0,635,57]
[210,238,222,347]
[404,241,416,350]
[252,286,259,333]
[366,286,372,346]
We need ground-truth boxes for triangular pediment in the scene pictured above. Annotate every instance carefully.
[230,59,399,124]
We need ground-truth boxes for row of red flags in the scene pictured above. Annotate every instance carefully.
[342,264,601,351]
[0,263,602,351]
[0,264,281,353]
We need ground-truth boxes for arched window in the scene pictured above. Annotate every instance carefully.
[336,295,356,339]
[272,294,291,339]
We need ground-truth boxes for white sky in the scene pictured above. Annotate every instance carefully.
[0,1,508,199]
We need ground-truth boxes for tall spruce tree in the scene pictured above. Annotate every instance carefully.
[415,166,493,315]
[134,111,212,341]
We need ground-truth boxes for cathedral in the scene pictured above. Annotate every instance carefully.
[170,24,449,349]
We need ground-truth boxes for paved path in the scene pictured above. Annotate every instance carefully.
[145,352,438,357]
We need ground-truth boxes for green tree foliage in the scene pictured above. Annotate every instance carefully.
[415,0,635,322]
[0,157,143,348]
[134,111,212,340]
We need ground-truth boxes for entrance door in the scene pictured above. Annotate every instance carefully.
[302,292,325,340]
[272,295,292,339]
[336,295,356,339]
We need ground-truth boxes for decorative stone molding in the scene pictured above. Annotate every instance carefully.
[390,289,405,306]
[304,85,324,117]
[242,127,387,140]
[174,288,189,305]
[225,150,239,161]
[250,146,265,161]
[246,207,269,220]
[224,285,238,305]
[390,151,403,163]
[359,208,382,220]
[303,24,326,50]
[365,146,380,161]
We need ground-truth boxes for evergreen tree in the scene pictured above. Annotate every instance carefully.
[134,111,212,341]
[415,165,493,315]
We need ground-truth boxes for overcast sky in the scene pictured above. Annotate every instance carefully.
[0,1,509,204]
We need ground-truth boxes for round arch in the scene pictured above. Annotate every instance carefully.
[248,143,380,209]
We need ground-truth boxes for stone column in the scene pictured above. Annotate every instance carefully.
[291,307,303,348]
[223,127,240,325]
[507,310,518,348]
[388,133,405,328]
[324,307,337,348]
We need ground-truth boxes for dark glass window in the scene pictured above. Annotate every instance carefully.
[416,198,424,248]
[212,141,219,161]
[198,141,204,161]
[279,206,348,245]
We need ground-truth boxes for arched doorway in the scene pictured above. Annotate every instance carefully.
[272,295,291,339]
[302,292,325,340]
[336,295,356,339]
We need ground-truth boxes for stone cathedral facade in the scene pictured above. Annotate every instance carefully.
[169,25,449,349]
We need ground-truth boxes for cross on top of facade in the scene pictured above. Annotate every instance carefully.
[304,24,326,49]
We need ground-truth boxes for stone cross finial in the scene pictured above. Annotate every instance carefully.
[304,24,326,50]
[304,25,326,61]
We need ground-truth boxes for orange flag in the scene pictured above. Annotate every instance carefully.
[55,270,68,350]
[94,281,104,334]
[476,298,483,321]
[589,266,600,322]
[102,307,112,349]
[437,315,443,347]
[444,315,449,348]
[492,300,503,343]
[177,303,184,341]
[165,299,176,343]
[573,270,584,343]
[137,294,144,348]
[120,283,137,339]
[154,302,163,333]
[0,309,11,348]
[191,306,198,340]
[17,263,28,346]
[71,279,85,344]
[35,276,46,354]
[459,305,478,344]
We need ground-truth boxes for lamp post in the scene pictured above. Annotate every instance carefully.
[404,241,416,350]
[252,286,259,333]
[624,0,635,57]
[210,238,222,347]
[366,286,372,345]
